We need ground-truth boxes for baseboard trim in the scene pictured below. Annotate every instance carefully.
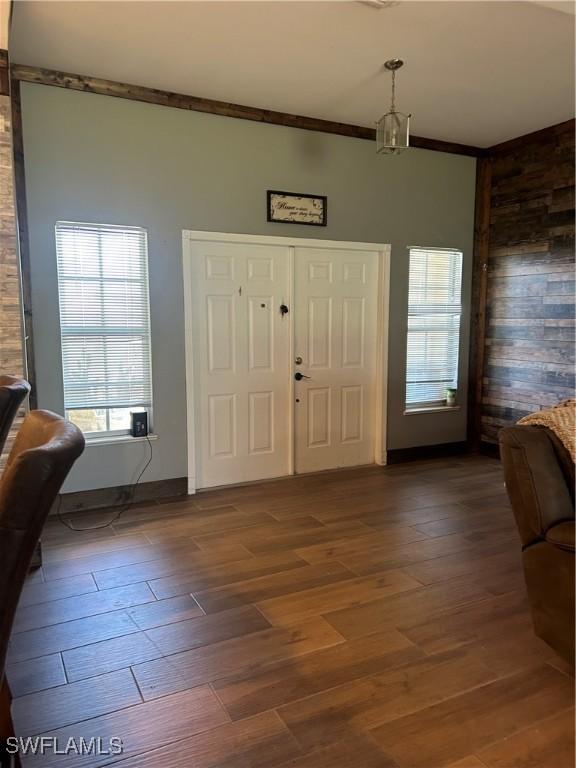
[386,441,468,464]
[54,443,495,513]
[54,476,188,515]
[479,440,501,460]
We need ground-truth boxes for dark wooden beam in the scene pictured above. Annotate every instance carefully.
[0,50,9,96]
[467,155,492,452]
[489,118,575,155]
[410,134,484,158]
[10,76,38,408]
[11,63,484,158]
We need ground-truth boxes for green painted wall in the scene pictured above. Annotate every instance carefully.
[21,83,476,492]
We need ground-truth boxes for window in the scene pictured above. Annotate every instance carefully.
[405,247,463,410]
[55,222,152,437]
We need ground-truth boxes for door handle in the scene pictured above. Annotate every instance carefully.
[294,372,311,381]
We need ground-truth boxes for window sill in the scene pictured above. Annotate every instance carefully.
[85,434,158,447]
[403,405,461,415]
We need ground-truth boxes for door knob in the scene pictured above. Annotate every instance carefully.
[295,356,303,365]
[294,372,311,381]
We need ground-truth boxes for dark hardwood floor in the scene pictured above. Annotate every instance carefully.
[7,455,575,767]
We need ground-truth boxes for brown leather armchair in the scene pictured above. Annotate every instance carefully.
[0,376,31,457]
[0,411,84,761]
[500,424,575,666]
[0,411,85,685]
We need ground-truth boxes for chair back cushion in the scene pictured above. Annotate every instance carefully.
[0,376,31,457]
[500,424,574,548]
[0,411,84,678]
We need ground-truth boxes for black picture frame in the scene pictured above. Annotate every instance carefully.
[267,190,327,227]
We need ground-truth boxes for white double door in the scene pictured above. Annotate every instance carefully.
[184,234,384,490]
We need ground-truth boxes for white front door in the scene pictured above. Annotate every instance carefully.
[294,246,379,474]
[186,240,291,488]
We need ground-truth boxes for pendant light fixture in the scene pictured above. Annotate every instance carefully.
[376,58,411,154]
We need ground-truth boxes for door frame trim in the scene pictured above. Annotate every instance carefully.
[182,230,391,494]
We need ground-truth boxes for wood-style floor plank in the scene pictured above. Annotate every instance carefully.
[8,610,138,663]
[62,631,163,682]
[125,593,204,629]
[257,569,421,626]
[144,604,271,655]
[370,664,573,768]
[11,668,142,735]
[213,629,422,720]
[98,710,302,768]
[13,582,156,633]
[323,577,493,640]
[399,590,530,655]
[294,526,430,565]
[18,686,228,767]
[42,538,202,581]
[194,561,354,614]
[93,544,254,590]
[8,457,573,768]
[276,646,499,751]
[275,733,397,768]
[147,551,307,600]
[477,707,575,768]
[131,617,344,701]
[6,653,66,697]
[18,572,98,608]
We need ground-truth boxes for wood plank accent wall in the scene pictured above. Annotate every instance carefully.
[479,120,575,445]
[0,50,27,466]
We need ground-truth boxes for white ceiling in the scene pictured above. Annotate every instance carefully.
[10,1,576,147]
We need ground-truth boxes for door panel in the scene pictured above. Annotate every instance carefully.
[307,387,331,447]
[207,295,235,372]
[209,394,236,458]
[249,391,274,454]
[294,247,378,473]
[308,297,332,368]
[341,385,363,443]
[189,242,290,488]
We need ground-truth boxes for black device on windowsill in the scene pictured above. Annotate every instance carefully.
[130,411,148,438]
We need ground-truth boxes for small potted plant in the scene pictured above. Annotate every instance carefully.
[446,387,457,407]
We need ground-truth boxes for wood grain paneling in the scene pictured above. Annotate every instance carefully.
[468,156,492,449]
[479,120,575,444]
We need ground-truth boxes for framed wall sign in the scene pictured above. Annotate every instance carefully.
[267,190,327,227]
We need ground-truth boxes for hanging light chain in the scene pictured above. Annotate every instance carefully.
[390,69,396,113]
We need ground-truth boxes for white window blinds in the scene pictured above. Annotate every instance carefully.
[55,222,152,413]
[406,247,463,408]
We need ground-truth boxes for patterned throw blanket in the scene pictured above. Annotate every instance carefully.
[518,399,576,463]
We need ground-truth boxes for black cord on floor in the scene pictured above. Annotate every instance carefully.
[57,435,154,531]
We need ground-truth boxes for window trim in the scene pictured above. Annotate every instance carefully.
[55,221,154,441]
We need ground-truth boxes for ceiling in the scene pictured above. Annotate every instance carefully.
[10,1,576,147]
